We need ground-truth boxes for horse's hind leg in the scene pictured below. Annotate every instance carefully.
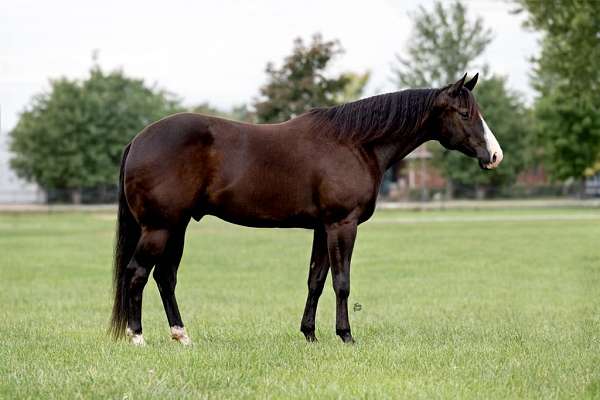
[300,227,329,342]
[125,228,170,345]
[153,222,191,345]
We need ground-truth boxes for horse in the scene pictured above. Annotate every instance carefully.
[109,73,503,345]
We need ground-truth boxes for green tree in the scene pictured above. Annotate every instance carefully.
[192,102,225,117]
[192,102,255,123]
[515,0,600,181]
[10,64,180,203]
[229,104,255,123]
[334,71,371,104]
[436,76,533,197]
[254,34,369,123]
[393,0,531,198]
[392,0,492,89]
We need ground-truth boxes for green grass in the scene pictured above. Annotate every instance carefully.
[1,208,600,399]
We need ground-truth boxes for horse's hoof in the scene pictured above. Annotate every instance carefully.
[131,335,146,346]
[337,330,355,344]
[171,326,192,345]
[303,331,318,342]
[340,335,355,344]
[126,327,146,346]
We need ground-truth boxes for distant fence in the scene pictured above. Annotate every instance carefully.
[0,189,46,204]
[381,181,600,202]
[586,175,600,197]
[377,198,600,211]
[44,186,118,204]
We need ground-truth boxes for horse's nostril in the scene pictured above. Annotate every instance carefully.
[492,153,497,163]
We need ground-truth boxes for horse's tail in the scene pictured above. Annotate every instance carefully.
[109,143,140,339]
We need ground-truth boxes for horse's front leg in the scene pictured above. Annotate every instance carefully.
[325,218,357,343]
[300,227,329,342]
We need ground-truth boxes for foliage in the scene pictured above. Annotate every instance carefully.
[392,0,492,89]
[516,0,600,179]
[229,104,255,123]
[432,76,533,194]
[334,71,371,104]
[534,92,600,179]
[393,0,524,197]
[254,34,369,123]
[9,64,181,197]
[192,102,225,117]
[192,102,255,123]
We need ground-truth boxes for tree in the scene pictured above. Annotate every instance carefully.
[334,72,371,104]
[393,0,516,198]
[434,75,533,197]
[254,34,369,123]
[10,64,181,203]
[515,0,600,181]
[392,0,492,89]
[192,102,255,123]
[229,104,255,123]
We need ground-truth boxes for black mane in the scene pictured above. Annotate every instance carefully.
[308,87,477,144]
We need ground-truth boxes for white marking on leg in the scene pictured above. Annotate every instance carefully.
[479,113,503,169]
[170,326,191,345]
[126,327,146,346]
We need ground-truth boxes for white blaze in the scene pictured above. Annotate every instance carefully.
[479,113,503,169]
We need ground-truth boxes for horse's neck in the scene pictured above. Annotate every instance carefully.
[370,124,433,173]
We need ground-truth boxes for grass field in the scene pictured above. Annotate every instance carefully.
[1,208,600,399]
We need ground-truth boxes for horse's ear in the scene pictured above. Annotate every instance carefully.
[448,73,467,97]
[464,73,479,91]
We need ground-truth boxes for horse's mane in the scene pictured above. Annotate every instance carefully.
[307,87,476,144]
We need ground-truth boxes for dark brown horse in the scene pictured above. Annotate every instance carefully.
[110,73,502,345]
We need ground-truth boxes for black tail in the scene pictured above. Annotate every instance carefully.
[109,143,140,339]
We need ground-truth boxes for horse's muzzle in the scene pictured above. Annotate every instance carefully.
[479,150,503,170]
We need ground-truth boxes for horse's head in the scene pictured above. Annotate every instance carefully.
[433,73,503,170]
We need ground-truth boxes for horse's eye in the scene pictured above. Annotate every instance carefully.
[458,111,469,119]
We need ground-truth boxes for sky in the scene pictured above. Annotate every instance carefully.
[0,0,539,132]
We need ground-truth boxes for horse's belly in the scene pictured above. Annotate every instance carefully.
[212,211,318,229]
[208,202,319,228]
[204,185,319,229]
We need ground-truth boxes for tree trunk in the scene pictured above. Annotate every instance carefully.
[445,180,454,200]
[475,185,486,200]
[577,177,587,199]
[420,157,429,202]
[70,188,82,205]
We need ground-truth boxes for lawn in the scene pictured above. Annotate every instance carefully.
[1,208,599,399]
